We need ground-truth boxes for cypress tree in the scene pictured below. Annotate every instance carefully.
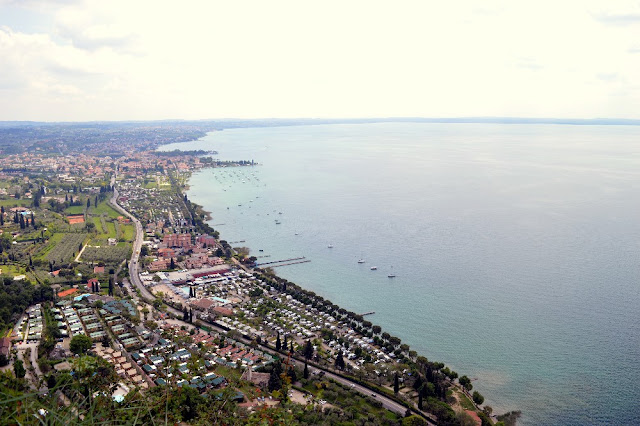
[394,373,399,394]
[283,334,288,350]
[275,332,281,351]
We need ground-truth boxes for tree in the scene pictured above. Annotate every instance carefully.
[87,198,91,208]
[283,334,288,350]
[19,214,25,229]
[101,334,110,347]
[303,362,309,379]
[14,359,26,379]
[335,350,345,370]
[108,277,114,297]
[275,332,281,351]
[394,373,400,394]
[170,258,175,269]
[268,360,283,391]
[303,340,313,360]
[70,334,93,355]
[459,375,472,391]
[94,196,98,207]
[372,325,382,334]
[472,390,484,405]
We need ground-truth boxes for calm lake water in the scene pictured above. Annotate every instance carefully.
[160,123,640,425]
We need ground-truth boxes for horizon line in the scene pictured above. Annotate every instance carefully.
[1,116,640,126]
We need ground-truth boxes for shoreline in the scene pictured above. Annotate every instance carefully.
[180,168,505,424]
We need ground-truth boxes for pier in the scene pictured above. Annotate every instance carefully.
[360,311,375,316]
[270,260,311,267]
[256,256,306,266]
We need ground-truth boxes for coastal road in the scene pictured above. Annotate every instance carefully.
[109,172,156,303]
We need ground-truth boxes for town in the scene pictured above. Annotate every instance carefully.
[0,123,512,426]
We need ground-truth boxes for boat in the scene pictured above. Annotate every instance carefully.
[275,220,281,225]
[370,266,377,270]
[328,244,333,248]
[388,266,396,278]
[358,259,365,264]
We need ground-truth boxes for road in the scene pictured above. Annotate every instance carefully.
[109,172,435,424]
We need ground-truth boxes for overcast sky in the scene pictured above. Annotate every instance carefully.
[1,0,639,121]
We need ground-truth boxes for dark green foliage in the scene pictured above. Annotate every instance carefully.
[0,277,53,331]
[13,360,26,379]
[394,373,400,394]
[459,375,472,391]
[268,360,283,391]
[70,334,92,355]
[472,390,484,405]
[335,350,345,370]
[304,340,313,360]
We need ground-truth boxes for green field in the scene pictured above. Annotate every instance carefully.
[90,201,121,219]
[122,223,135,242]
[65,205,85,215]
[0,198,32,208]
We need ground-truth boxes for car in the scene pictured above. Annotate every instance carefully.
[371,393,377,397]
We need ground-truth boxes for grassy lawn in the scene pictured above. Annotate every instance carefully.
[143,181,157,189]
[455,390,476,411]
[92,216,104,232]
[122,224,135,242]
[64,205,85,215]
[0,264,26,277]
[0,198,32,208]
[91,201,121,219]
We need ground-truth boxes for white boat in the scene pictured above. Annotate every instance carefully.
[328,244,333,248]
[358,259,365,264]
[370,266,377,270]
[388,266,396,278]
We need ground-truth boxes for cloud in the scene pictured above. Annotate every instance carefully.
[593,12,640,25]
[596,73,619,82]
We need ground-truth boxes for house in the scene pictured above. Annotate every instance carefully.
[190,298,215,312]
[0,337,11,359]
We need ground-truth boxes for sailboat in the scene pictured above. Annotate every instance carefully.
[388,266,396,278]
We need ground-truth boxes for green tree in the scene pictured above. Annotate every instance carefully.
[303,340,313,360]
[303,362,309,379]
[70,334,93,355]
[268,360,283,391]
[275,332,281,351]
[459,375,473,391]
[472,390,484,405]
[14,359,26,379]
[394,373,400,394]
[335,350,345,370]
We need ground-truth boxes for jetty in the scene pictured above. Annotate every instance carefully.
[270,259,311,268]
[256,256,306,266]
[360,311,375,316]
